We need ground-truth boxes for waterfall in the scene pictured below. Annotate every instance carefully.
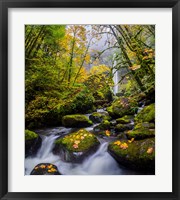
[113,60,119,95]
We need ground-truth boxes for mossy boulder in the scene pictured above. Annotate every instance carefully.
[53,129,100,162]
[116,115,133,124]
[93,120,111,131]
[62,114,93,128]
[89,112,110,123]
[126,122,155,140]
[107,97,138,118]
[108,138,155,172]
[25,130,42,158]
[30,163,61,175]
[115,123,133,132]
[135,103,155,123]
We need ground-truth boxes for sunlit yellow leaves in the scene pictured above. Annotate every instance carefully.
[40,164,46,169]
[128,138,134,143]
[47,164,53,169]
[113,140,128,150]
[114,140,121,146]
[74,140,80,144]
[90,65,110,75]
[129,65,141,71]
[35,166,39,170]
[48,168,57,173]
[105,130,110,137]
[120,143,128,150]
[147,147,153,154]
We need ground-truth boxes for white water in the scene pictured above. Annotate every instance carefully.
[113,69,119,95]
[25,127,143,175]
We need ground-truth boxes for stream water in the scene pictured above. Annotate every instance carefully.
[25,108,148,175]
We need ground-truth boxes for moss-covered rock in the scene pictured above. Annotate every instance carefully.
[89,112,110,123]
[62,114,93,128]
[126,122,155,140]
[108,138,155,172]
[116,115,133,124]
[25,130,42,157]
[106,97,138,118]
[30,163,61,175]
[93,120,111,131]
[25,129,38,140]
[53,129,100,162]
[135,103,155,123]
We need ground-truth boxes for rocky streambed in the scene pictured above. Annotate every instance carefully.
[25,97,155,175]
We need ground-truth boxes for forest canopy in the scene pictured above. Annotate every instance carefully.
[25,25,155,129]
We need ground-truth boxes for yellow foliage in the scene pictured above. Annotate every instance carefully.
[105,130,110,137]
[114,140,121,146]
[147,147,153,154]
[120,143,128,150]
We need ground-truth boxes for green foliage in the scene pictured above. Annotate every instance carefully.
[84,74,113,102]
[116,115,133,124]
[55,129,99,152]
[126,122,155,139]
[25,87,95,128]
[25,129,38,141]
[134,103,155,123]
[62,114,93,128]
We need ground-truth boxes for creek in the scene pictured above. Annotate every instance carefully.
[25,109,147,175]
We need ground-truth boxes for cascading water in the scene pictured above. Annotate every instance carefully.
[25,108,147,175]
[25,129,144,175]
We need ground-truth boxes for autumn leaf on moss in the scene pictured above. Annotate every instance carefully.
[105,130,110,137]
[128,138,134,143]
[74,140,80,144]
[120,143,128,150]
[40,164,46,169]
[147,147,153,154]
[114,140,121,146]
[73,144,79,149]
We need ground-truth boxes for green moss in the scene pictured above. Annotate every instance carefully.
[135,103,155,123]
[55,129,99,152]
[126,122,155,139]
[62,114,93,128]
[116,115,133,124]
[108,138,155,171]
[96,120,111,130]
[115,124,127,132]
[89,112,110,123]
[25,129,38,140]
[107,97,138,118]
[106,106,114,116]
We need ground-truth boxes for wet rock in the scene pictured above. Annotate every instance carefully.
[25,130,42,158]
[93,120,111,131]
[62,114,93,128]
[126,122,155,140]
[134,103,155,123]
[108,138,155,172]
[89,112,110,123]
[53,129,100,163]
[106,97,138,118]
[116,115,133,124]
[30,163,61,175]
